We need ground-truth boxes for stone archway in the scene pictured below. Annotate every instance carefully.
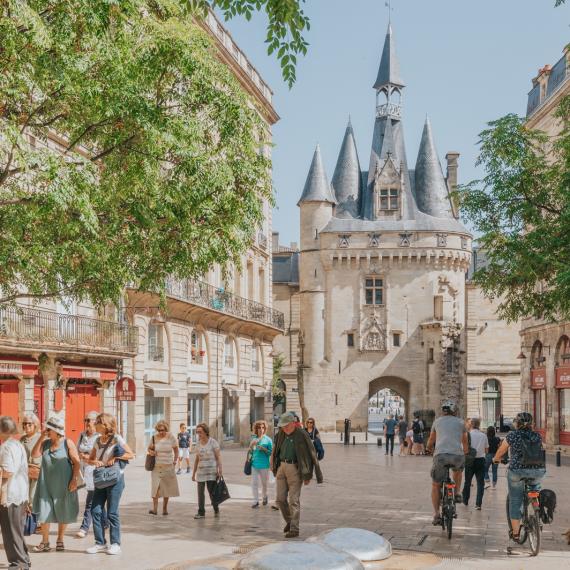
[368,376,411,433]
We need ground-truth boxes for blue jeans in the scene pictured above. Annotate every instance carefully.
[484,453,498,484]
[92,475,125,546]
[80,490,108,532]
[507,468,545,520]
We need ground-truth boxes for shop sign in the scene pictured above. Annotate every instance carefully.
[0,362,22,374]
[116,377,136,401]
[556,366,570,388]
[531,369,546,389]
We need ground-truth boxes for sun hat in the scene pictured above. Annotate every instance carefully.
[45,415,65,436]
[278,412,296,428]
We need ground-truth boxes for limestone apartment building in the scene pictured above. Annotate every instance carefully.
[272,24,523,432]
[0,11,284,453]
[520,44,570,454]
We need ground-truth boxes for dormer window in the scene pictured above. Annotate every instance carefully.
[379,188,399,211]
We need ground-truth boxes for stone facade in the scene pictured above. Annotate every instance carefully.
[520,44,570,453]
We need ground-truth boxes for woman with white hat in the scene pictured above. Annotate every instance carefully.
[31,415,80,552]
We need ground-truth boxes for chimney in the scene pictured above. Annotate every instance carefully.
[445,152,460,218]
[272,231,279,252]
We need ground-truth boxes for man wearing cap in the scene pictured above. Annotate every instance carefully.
[271,412,323,538]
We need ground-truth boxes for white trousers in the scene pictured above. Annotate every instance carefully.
[251,467,269,503]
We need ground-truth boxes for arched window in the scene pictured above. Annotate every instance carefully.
[530,341,544,369]
[482,379,501,428]
[556,335,570,366]
[224,336,235,369]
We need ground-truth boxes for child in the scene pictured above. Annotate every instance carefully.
[176,423,192,474]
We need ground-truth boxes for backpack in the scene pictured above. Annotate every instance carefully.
[539,489,556,524]
[412,420,422,435]
[520,433,545,467]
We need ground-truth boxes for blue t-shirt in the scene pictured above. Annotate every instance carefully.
[251,434,273,469]
[506,429,544,470]
[178,431,191,449]
[384,419,398,435]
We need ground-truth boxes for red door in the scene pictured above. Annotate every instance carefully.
[0,379,20,423]
[65,382,101,441]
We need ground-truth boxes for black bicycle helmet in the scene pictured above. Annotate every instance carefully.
[515,412,533,429]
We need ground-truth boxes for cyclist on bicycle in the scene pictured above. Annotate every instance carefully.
[426,400,469,526]
[493,412,546,543]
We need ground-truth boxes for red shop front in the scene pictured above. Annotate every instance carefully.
[531,368,547,438]
[62,367,117,440]
[0,359,39,424]
[555,366,570,446]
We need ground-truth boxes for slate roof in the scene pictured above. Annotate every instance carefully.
[373,24,405,90]
[273,252,299,285]
[297,145,336,205]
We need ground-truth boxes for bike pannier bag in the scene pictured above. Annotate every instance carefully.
[539,489,556,524]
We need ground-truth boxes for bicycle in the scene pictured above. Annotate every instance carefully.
[439,464,457,539]
[506,477,542,556]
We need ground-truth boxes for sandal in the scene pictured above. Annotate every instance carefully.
[148,510,157,515]
[56,541,65,552]
[162,511,169,516]
[32,542,51,553]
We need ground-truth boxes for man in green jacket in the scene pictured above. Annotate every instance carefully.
[271,412,323,538]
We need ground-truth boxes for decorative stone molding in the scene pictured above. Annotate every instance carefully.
[368,233,381,247]
[338,234,351,248]
[436,233,448,247]
[399,233,412,247]
[461,236,468,249]
[359,309,387,352]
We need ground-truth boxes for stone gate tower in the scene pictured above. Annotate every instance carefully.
[296,23,472,430]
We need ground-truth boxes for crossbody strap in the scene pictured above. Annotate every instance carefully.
[97,436,115,462]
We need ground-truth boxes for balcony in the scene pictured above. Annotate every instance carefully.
[0,305,138,356]
[165,278,284,331]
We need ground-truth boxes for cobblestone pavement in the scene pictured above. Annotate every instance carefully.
[3,444,569,569]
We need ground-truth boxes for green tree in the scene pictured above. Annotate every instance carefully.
[458,97,570,322]
[0,0,271,306]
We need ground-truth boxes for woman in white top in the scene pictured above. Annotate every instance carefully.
[0,415,31,569]
[192,422,222,519]
[147,420,179,515]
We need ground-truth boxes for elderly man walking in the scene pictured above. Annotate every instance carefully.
[271,412,323,538]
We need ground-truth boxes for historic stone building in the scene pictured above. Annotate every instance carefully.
[275,24,474,432]
[520,44,570,453]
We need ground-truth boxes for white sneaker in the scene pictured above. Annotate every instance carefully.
[76,529,87,538]
[86,544,108,554]
[107,543,122,555]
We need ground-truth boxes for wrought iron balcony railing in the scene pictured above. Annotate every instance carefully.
[165,278,285,331]
[0,305,139,355]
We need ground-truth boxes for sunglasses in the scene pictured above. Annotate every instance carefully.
[307,421,314,424]
[157,429,167,433]
[22,422,33,427]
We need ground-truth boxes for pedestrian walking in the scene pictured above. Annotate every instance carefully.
[397,415,408,456]
[405,427,414,455]
[76,411,107,538]
[271,412,323,538]
[484,426,501,489]
[86,412,134,555]
[384,414,397,456]
[176,423,192,475]
[192,423,222,519]
[411,414,425,455]
[462,417,488,510]
[0,415,31,570]
[148,420,179,516]
[20,414,41,505]
[31,415,80,553]
[304,418,324,460]
[249,420,273,508]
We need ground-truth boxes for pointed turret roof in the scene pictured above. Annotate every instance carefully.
[414,117,453,218]
[373,24,405,90]
[331,118,362,218]
[297,145,336,206]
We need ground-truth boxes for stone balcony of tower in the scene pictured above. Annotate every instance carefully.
[0,305,139,358]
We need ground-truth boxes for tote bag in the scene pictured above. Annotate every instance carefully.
[211,476,230,506]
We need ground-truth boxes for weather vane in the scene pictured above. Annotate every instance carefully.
[385,0,393,23]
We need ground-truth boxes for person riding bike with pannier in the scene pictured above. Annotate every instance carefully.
[426,400,469,526]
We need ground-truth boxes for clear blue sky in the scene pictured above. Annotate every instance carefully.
[220,0,569,247]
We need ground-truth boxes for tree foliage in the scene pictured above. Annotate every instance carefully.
[0,0,271,306]
[458,98,570,322]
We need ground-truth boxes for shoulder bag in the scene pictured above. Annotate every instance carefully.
[64,439,86,490]
[464,433,477,468]
[244,449,253,476]
[93,437,121,489]
[145,436,156,472]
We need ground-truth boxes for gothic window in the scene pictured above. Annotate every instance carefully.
[365,277,383,306]
[379,188,399,211]
[434,295,444,321]
[393,333,401,347]
[347,333,355,347]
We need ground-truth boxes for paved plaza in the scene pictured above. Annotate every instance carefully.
[3,444,569,569]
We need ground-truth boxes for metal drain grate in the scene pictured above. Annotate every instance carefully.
[380,534,429,550]
[232,541,272,555]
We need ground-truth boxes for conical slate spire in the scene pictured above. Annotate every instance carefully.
[373,24,405,90]
[297,145,336,205]
[414,117,453,218]
[331,119,362,218]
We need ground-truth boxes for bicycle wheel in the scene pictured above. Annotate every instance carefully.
[527,507,541,556]
[445,504,453,539]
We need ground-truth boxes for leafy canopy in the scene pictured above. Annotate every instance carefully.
[458,97,570,322]
[0,0,271,306]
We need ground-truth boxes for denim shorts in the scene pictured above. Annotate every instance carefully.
[431,453,465,483]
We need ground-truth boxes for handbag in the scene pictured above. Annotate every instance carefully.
[93,437,121,489]
[464,433,477,468]
[63,439,86,490]
[244,450,253,476]
[145,436,156,472]
[211,476,230,506]
[24,512,37,537]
